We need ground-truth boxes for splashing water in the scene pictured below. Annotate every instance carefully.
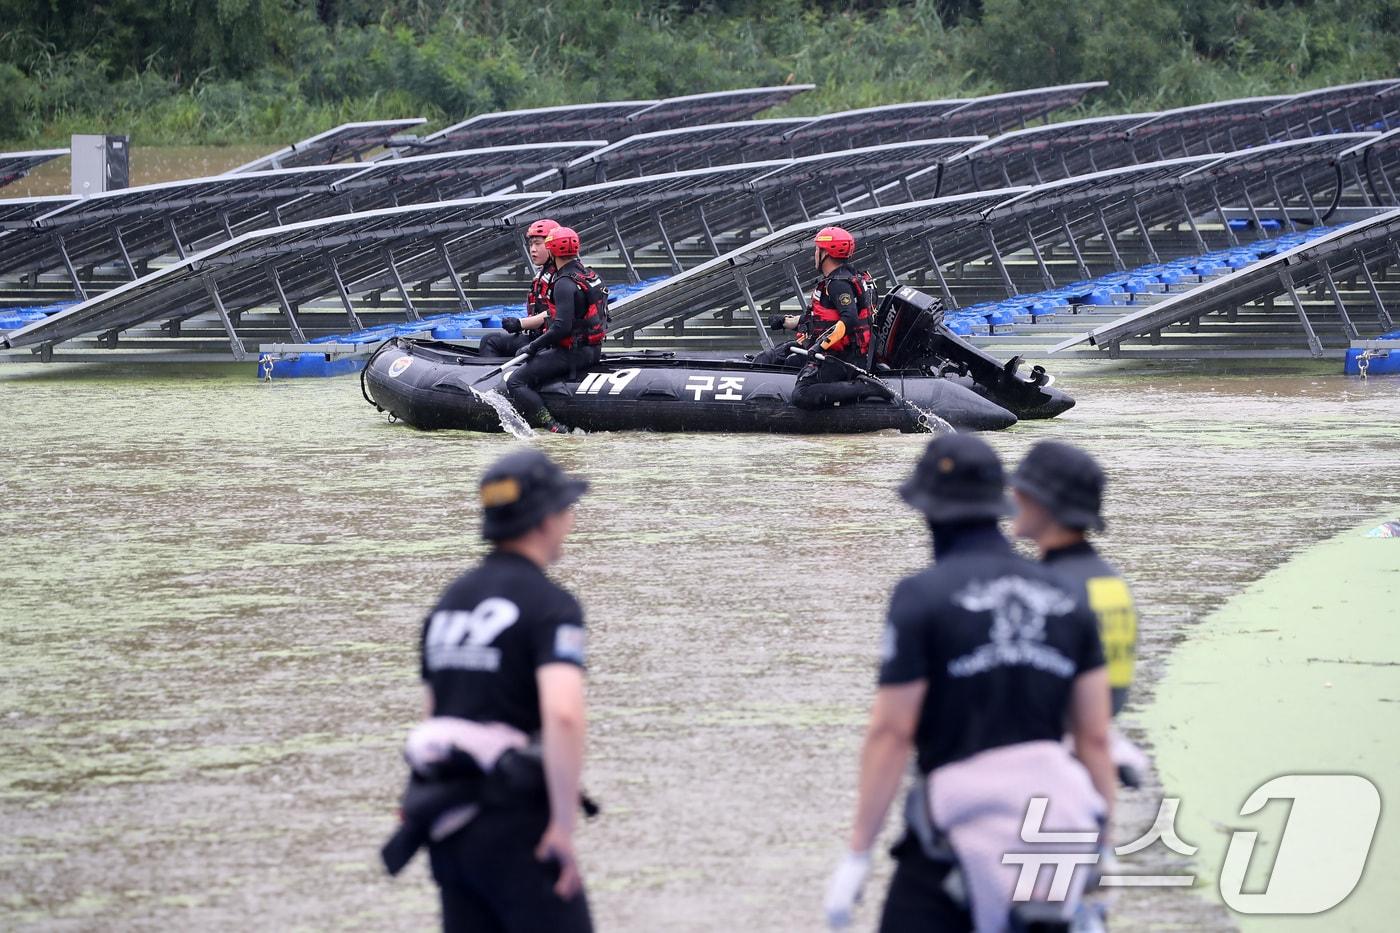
[906,402,955,435]
[470,388,536,439]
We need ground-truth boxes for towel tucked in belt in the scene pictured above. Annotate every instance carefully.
[928,740,1104,933]
[381,718,530,876]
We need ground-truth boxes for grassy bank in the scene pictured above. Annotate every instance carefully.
[1142,516,1400,930]
[3,0,1398,148]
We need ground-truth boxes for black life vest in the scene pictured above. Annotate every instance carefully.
[808,266,874,356]
[548,262,609,348]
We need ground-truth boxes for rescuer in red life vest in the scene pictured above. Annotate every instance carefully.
[480,218,559,358]
[505,226,608,434]
[789,226,880,410]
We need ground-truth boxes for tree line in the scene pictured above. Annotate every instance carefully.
[2,0,1397,147]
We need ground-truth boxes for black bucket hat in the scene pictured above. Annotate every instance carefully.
[1010,441,1106,532]
[479,449,589,541]
[899,434,1014,523]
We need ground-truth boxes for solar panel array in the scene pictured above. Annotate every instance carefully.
[0,144,604,293]
[0,149,68,190]
[10,77,1400,363]
[406,86,814,155]
[1057,207,1400,354]
[623,86,815,134]
[229,119,428,173]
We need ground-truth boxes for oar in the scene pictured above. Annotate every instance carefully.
[790,344,949,434]
[470,351,530,387]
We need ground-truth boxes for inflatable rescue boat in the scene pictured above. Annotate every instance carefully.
[361,287,1074,434]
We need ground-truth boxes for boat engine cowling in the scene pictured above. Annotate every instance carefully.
[872,285,1075,420]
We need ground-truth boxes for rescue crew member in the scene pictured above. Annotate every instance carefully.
[790,227,879,410]
[505,226,607,434]
[480,218,559,358]
[419,449,594,932]
[824,435,1115,932]
[1011,441,1146,784]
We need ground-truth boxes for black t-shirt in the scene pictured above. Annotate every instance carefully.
[420,551,586,734]
[817,267,862,356]
[878,528,1105,773]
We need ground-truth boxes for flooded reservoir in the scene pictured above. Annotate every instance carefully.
[1,359,1396,931]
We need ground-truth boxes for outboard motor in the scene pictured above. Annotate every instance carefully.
[872,286,1074,420]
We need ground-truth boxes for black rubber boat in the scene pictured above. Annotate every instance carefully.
[361,287,1074,434]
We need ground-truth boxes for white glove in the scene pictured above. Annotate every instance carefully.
[824,850,871,929]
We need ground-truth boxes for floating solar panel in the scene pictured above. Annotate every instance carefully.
[1055,208,1400,356]
[1126,95,1285,160]
[0,162,362,292]
[229,119,427,173]
[283,142,608,220]
[0,194,542,357]
[0,145,604,296]
[0,148,68,190]
[408,102,657,154]
[939,113,1151,193]
[608,189,1018,337]
[624,85,814,134]
[1335,128,1400,207]
[780,99,971,152]
[0,194,77,230]
[1263,79,1400,139]
[551,119,807,186]
[937,82,1108,136]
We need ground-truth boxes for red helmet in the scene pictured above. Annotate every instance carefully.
[526,218,559,239]
[544,226,580,258]
[814,226,856,260]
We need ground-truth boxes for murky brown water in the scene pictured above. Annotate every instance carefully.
[1,360,1397,931]
[1,146,269,199]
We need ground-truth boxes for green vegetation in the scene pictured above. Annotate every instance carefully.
[2,0,1398,147]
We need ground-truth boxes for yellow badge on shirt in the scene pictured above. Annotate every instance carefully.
[839,294,852,305]
[1086,576,1137,689]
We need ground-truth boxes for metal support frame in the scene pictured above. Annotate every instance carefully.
[732,268,774,350]
[922,242,958,308]
[751,195,775,235]
[696,204,721,258]
[1023,221,1056,289]
[1177,192,1208,253]
[202,275,248,361]
[219,211,235,240]
[1355,249,1395,329]
[1210,186,1240,246]
[785,262,809,313]
[1349,162,1375,207]
[166,217,188,259]
[984,228,1018,297]
[1095,208,1125,272]
[325,255,365,330]
[794,189,812,223]
[1278,266,1325,357]
[609,216,640,283]
[1297,171,1323,226]
[436,241,473,311]
[1268,176,1298,233]
[266,263,308,343]
[878,245,900,287]
[1128,197,1160,264]
[382,247,419,321]
[112,226,137,279]
[651,210,683,275]
[1318,258,1360,340]
[53,233,87,300]
[1238,181,1267,236]
[1057,212,1092,280]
